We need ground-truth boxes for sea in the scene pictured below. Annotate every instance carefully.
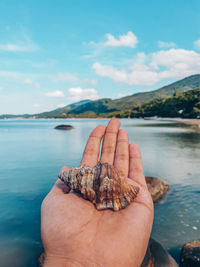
[0,119,199,267]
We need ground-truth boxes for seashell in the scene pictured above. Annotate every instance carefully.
[58,162,139,211]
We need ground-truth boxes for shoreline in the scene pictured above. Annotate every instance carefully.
[1,116,200,123]
[147,117,200,131]
[1,116,200,131]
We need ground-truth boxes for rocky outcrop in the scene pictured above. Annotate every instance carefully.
[141,238,178,267]
[145,176,169,203]
[180,240,200,267]
[54,124,74,130]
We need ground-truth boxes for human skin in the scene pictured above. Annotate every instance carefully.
[41,118,154,267]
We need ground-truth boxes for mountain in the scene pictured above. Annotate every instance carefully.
[112,74,200,108]
[53,74,200,117]
[1,74,200,119]
[0,99,92,119]
[115,88,200,119]
[36,99,91,118]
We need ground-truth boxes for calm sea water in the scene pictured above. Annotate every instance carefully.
[0,119,199,266]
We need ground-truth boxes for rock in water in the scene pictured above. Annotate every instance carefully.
[55,124,74,130]
[141,238,178,267]
[145,176,169,203]
[180,240,200,267]
[58,162,139,211]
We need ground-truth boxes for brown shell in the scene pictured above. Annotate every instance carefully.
[58,162,139,211]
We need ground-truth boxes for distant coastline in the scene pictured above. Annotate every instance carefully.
[1,116,200,131]
[1,75,200,121]
[146,117,200,131]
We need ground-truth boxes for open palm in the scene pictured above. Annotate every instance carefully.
[41,118,154,267]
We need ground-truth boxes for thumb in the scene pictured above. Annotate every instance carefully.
[50,166,71,195]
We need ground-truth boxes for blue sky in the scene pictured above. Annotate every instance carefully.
[0,0,200,114]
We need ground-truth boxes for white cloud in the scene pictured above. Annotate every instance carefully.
[104,31,138,48]
[93,48,200,86]
[57,103,66,108]
[82,32,138,59]
[54,72,97,85]
[0,70,95,91]
[55,73,79,83]
[45,90,65,97]
[150,49,200,71]
[24,78,32,85]
[116,93,125,98]
[0,43,38,52]
[33,103,40,108]
[68,87,99,102]
[134,52,147,64]
[90,79,97,85]
[24,78,40,88]
[0,70,23,80]
[82,78,97,85]
[0,71,42,89]
[93,62,128,83]
[194,39,200,49]
[158,41,176,48]
[34,82,40,88]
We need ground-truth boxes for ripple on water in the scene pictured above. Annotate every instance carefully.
[152,183,200,263]
[0,119,200,265]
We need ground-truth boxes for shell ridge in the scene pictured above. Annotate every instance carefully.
[58,162,139,211]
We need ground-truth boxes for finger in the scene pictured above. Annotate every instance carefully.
[50,166,70,195]
[113,129,129,178]
[100,118,120,165]
[128,143,147,188]
[81,125,106,167]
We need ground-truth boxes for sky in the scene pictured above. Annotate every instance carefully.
[0,0,200,114]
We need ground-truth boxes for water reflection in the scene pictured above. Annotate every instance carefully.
[0,119,199,266]
[128,122,189,128]
[155,131,200,148]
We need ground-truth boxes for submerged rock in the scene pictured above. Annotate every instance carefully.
[145,176,169,203]
[180,240,200,267]
[141,238,178,267]
[54,124,74,130]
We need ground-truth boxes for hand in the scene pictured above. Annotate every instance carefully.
[41,118,154,267]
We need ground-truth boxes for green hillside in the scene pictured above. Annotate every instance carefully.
[55,74,200,117]
[0,100,92,119]
[1,74,200,119]
[112,74,200,109]
[37,99,91,118]
[109,88,200,119]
